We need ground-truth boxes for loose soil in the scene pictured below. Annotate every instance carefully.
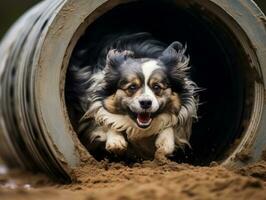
[1,158,266,200]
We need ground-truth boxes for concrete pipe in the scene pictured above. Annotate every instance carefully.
[0,0,265,181]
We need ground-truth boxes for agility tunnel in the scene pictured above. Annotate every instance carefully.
[0,0,265,181]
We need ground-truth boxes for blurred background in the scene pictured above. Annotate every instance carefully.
[0,0,40,39]
[0,0,265,40]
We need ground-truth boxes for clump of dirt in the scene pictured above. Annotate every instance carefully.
[236,161,266,181]
[261,150,266,161]
[1,159,266,200]
[235,148,252,163]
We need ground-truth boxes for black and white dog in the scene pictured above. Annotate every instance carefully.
[67,33,198,160]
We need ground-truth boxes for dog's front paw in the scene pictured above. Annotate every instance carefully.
[105,133,127,154]
[155,128,175,162]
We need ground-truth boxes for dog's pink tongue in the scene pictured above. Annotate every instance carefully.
[137,113,151,123]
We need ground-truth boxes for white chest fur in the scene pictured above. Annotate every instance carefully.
[94,106,178,140]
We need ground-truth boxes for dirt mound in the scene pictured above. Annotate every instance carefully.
[1,159,266,200]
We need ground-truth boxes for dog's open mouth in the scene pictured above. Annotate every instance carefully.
[136,112,152,128]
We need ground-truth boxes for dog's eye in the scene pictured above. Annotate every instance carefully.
[152,84,162,93]
[128,84,138,93]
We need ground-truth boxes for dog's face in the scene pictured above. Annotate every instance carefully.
[102,43,190,129]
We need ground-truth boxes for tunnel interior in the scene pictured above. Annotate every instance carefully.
[65,1,253,165]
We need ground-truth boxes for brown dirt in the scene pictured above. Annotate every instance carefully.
[1,159,266,200]
[261,150,266,161]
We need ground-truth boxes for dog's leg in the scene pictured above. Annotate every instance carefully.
[89,127,107,142]
[105,130,127,154]
[155,127,175,161]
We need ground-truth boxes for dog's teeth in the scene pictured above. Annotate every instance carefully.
[136,115,152,127]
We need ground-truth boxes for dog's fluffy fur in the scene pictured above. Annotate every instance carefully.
[66,33,198,160]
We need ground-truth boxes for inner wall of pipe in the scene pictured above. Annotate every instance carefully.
[65,1,253,165]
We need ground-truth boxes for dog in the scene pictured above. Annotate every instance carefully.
[66,32,198,161]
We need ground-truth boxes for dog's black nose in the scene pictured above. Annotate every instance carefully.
[139,100,152,109]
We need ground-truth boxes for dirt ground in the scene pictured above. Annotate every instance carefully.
[1,158,266,200]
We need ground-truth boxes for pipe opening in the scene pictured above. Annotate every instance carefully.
[65,1,255,165]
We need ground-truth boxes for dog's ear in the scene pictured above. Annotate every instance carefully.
[106,49,134,69]
[159,42,190,72]
[159,42,191,93]
[101,50,134,97]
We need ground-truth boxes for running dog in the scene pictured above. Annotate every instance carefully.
[67,33,198,160]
